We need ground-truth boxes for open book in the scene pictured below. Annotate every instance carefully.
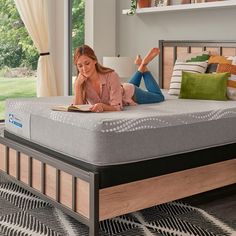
[52,104,92,112]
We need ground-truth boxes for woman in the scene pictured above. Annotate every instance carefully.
[73,45,165,112]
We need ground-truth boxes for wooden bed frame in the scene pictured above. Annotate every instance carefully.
[1,40,236,236]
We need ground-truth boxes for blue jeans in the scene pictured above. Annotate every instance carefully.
[128,71,165,104]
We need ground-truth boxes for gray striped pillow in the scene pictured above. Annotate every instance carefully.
[168,61,208,96]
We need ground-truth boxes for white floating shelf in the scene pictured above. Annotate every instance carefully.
[122,1,236,15]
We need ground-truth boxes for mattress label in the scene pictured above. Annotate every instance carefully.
[5,111,31,139]
[8,113,23,128]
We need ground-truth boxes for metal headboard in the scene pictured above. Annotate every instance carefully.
[158,40,236,89]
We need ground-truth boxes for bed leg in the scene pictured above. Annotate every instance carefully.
[89,172,99,236]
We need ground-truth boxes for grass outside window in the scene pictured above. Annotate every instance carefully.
[0,77,36,120]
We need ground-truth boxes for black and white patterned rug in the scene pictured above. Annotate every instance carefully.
[0,174,235,236]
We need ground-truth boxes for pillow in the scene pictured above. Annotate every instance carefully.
[216,63,236,74]
[179,71,229,101]
[215,63,236,100]
[168,61,208,96]
[177,51,209,62]
[227,75,236,100]
[227,56,236,65]
[208,55,232,64]
[186,54,209,62]
[206,63,218,73]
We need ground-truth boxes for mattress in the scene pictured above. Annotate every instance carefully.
[4,91,236,167]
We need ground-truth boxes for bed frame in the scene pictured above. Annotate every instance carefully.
[1,40,236,236]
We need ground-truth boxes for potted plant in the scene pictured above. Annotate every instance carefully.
[127,0,151,15]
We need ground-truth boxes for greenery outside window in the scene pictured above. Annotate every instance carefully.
[0,0,38,121]
[69,0,85,95]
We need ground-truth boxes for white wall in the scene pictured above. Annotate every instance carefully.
[117,0,236,80]
[48,0,68,96]
[85,0,116,62]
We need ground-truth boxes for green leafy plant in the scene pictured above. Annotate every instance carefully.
[127,0,137,15]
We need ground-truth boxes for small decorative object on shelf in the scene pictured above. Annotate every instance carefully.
[138,0,151,8]
[181,0,191,4]
[155,0,169,6]
[191,0,205,3]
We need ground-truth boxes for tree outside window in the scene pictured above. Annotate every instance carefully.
[71,0,85,94]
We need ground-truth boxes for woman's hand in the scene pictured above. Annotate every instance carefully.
[90,103,120,112]
[73,74,87,105]
[90,103,104,113]
[75,74,87,87]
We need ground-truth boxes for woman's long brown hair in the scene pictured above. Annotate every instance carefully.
[73,45,114,75]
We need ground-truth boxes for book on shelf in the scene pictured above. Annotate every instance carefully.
[52,104,92,112]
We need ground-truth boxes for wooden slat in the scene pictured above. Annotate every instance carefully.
[32,159,41,191]
[99,159,236,221]
[163,47,174,89]
[76,178,89,219]
[222,48,236,57]
[177,47,188,57]
[0,143,6,171]
[206,47,218,55]
[190,47,203,53]
[8,148,17,178]
[20,153,29,184]
[45,164,56,200]
[60,171,72,209]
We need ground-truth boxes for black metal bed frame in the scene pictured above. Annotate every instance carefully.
[0,132,99,235]
[1,40,236,235]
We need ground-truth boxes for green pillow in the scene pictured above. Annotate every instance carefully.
[186,54,209,62]
[179,71,229,101]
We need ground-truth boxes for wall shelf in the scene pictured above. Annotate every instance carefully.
[122,1,236,15]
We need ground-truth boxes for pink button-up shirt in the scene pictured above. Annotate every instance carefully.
[85,71,136,111]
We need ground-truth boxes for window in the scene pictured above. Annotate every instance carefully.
[69,0,85,95]
[0,0,37,121]
[0,0,85,121]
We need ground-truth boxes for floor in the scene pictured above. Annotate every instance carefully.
[0,172,235,236]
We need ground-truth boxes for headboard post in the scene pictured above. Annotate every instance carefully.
[158,40,164,89]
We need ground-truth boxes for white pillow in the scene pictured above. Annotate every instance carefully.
[227,56,236,65]
[168,61,208,96]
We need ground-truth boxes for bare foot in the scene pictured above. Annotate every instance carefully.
[134,54,142,66]
[142,48,160,65]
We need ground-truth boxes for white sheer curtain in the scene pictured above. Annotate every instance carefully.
[14,0,58,97]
